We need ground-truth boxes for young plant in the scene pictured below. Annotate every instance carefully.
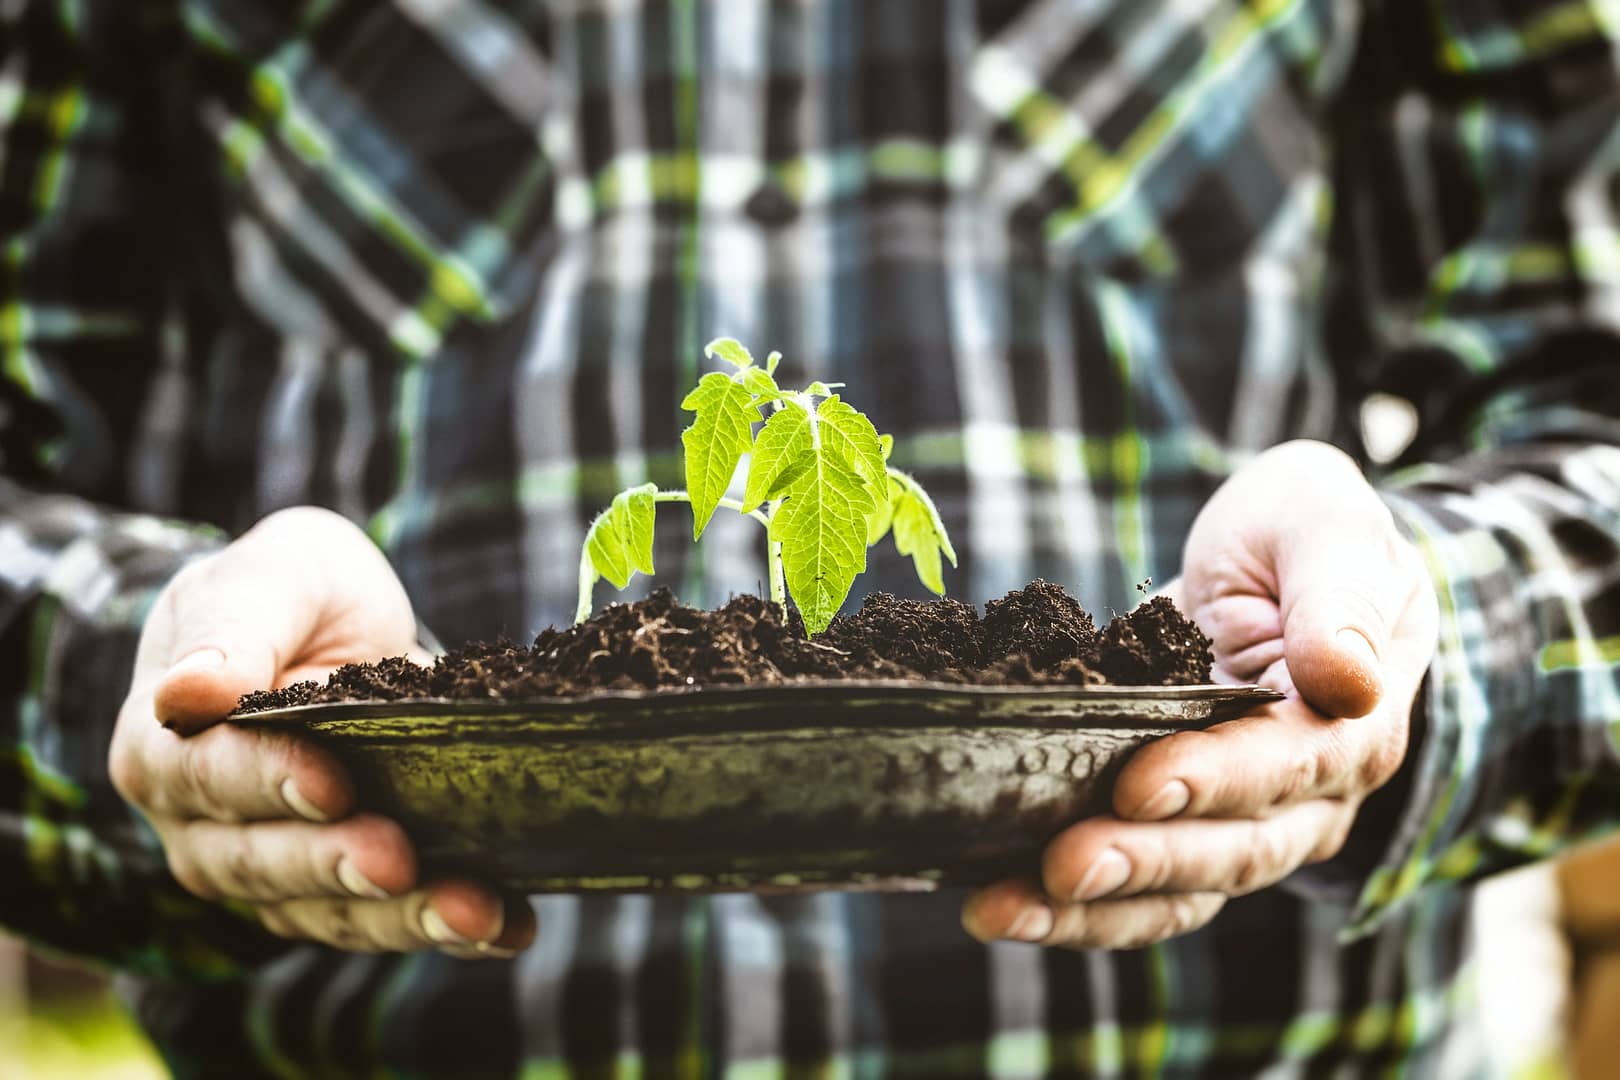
[575,338,957,635]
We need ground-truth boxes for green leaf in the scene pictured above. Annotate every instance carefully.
[878,433,894,461]
[770,453,878,635]
[585,483,658,589]
[681,373,759,538]
[766,350,782,376]
[866,475,898,545]
[742,367,781,400]
[889,471,957,595]
[817,396,890,534]
[742,401,813,512]
[704,337,755,370]
[817,397,888,503]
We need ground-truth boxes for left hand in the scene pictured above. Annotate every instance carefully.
[962,441,1439,949]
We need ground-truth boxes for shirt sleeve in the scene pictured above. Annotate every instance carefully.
[0,2,284,978]
[1321,0,1620,938]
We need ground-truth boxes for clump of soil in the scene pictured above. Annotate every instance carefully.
[1093,595,1212,686]
[234,581,1212,712]
[819,595,984,675]
[981,580,1098,670]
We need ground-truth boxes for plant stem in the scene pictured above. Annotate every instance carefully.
[654,489,771,530]
[574,488,776,623]
[768,539,786,608]
[574,542,598,625]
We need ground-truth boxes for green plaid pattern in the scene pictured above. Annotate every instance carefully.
[5,0,1620,1074]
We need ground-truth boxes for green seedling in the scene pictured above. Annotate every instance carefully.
[575,338,957,634]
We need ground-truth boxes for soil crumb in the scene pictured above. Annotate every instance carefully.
[234,581,1213,712]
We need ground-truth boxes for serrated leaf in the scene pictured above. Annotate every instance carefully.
[616,484,657,576]
[742,367,781,400]
[586,482,658,589]
[818,397,888,503]
[803,380,844,397]
[770,453,878,635]
[742,401,814,512]
[681,373,758,538]
[866,476,897,545]
[704,337,755,370]
[889,471,957,595]
[818,396,890,535]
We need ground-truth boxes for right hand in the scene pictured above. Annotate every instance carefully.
[109,506,535,957]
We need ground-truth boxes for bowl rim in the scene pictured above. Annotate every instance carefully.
[232,680,1285,733]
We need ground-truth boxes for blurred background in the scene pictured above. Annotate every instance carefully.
[0,939,163,1079]
[0,402,1610,1079]
[2,837,1618,1079]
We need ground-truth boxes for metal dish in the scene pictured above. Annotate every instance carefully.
[236,681,1283,893]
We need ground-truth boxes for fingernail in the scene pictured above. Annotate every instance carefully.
[280,777,331,824]
[472,941,520,959]
[1006,905,1054,943]
[1138,780,1191,821]
[1072,848,1131,902]
[169,648,226,676]
[1337,628,1378,668]
[421,905,474,948]
[336,856,390,900]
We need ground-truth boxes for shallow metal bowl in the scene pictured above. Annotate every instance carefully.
[236,681,1282,894]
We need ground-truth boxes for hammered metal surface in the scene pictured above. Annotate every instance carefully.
[238,682,1281,893]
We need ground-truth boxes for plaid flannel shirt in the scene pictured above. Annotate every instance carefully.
[5,0,1620,1075]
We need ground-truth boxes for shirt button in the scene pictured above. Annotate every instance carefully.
[745,182,797,225]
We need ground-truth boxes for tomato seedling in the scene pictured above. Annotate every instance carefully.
[576,338,956,634]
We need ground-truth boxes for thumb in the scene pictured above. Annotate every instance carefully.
[148,508,415,734]
[150,549,330,733]
[1278,523,1415,719]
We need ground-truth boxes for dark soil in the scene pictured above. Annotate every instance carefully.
[234,580,1212,713]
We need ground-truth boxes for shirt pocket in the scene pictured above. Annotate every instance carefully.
[966,0,1328,284]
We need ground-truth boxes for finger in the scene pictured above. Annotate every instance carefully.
[129,715,353,824]
[1113,696,1407,820]
[1041,800,1355,903]
[257,880,513,954]
[159,814,415,903]
[148,553,326,731]
[149,509,417,733]
[963,880,1226,950]
[1278,507,1422,719]
[1195,594,1287,682]
[437,896,540,960]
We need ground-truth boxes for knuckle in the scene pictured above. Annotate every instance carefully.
[1166,893,1218,939]
[166,850,219,901]
[1229,837,1265,895]
[1357,736,1404,791]
[1273,749,1320,807]
[217,837,258,897]
[1165,894,1206,936]
[1233,822,1289,894]
[1309,805,1356,863]
[165,555,220,598]
[257,907,297,939]
[108,738,149,807]
[315,899,366,952]
[177,742,213,809]
[1142,833,1175,893]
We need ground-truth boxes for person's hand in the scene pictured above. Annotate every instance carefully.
[963,441,1439,948]
[109,507,535,957]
